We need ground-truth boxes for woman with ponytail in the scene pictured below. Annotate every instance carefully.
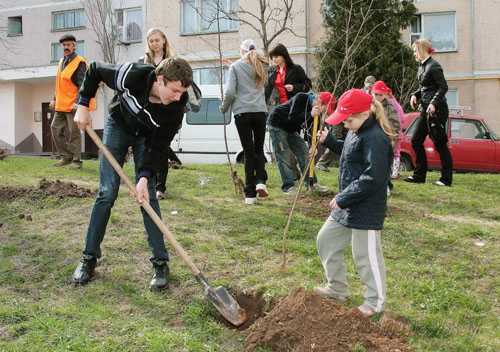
[220,39,269,205]
[139,28,173,65]
[314,88,393,317]
[405,38,452,186]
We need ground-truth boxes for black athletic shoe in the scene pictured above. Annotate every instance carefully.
[403,176,425,184]
[72,254,97,285]
[150,260,170,291]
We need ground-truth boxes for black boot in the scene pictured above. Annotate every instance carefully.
[72,254,97,285]
[150,260,170,291]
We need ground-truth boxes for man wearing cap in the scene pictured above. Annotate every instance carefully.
[362,75,376,94]
[50,34,94,169]
[267,92,333,194]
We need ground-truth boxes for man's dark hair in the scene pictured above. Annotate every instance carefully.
[268,43,294,67]
[155,57,193,88]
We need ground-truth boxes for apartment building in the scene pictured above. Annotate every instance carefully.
[0,0,146,154]
[146,0,325,88]
[403,0,500,132]
[1,0,498,155]
[148,0,499,133]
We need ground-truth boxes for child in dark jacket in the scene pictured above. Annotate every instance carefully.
[72,57,193,291]
[315,89,393,317]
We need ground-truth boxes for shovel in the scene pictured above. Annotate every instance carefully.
[85,125,246,326]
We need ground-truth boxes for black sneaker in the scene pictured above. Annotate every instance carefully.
[403,176,425,184]
[72,254,97,285]
[150,260,170,291]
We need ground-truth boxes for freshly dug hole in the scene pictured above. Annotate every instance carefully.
[219,291,270,331]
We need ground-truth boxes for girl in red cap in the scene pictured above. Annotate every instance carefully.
[314,88,393,317]
[371,80,401,195]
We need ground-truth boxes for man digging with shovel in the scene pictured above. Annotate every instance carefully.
[72,57,193,290]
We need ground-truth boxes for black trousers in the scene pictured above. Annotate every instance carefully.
[234,112,268,198]
[410,103,453,185]
[155,147,181,193]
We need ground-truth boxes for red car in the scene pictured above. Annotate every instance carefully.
[399,110,500,173]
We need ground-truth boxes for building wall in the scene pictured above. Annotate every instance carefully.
[146,0,311,73]
[0,83,16,151]
[0,0,146,153]
[402,0,500,132]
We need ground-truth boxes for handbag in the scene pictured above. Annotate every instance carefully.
[427,113,448,144]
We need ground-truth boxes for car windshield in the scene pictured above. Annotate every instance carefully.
[484,121,499,140]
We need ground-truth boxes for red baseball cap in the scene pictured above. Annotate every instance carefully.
[325,89,373,125]
[371,80,390,95]
[318,92,336,115]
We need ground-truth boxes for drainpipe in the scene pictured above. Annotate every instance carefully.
[471,0,476,113]
[305,0,310,76]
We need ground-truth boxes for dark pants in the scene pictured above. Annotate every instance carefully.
[411,103,453,185]
[234,112,268,198]
[155,147,181,193]
[83,117,168,262]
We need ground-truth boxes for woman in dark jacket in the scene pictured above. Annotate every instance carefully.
[405,38,453,186]
[265,43,312,107]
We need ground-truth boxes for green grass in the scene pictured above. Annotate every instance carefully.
[1,156,499,351]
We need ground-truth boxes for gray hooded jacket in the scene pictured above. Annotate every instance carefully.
[219,58,267,115]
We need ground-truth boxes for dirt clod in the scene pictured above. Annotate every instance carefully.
[0,178,96,201]
[243,287,411,352]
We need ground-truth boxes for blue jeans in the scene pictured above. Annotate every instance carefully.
[83,117,169,262]
[268,125,317,192]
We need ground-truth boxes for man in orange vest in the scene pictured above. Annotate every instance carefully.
[50,34,93,169]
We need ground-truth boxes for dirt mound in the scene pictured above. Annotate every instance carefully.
[243,287,411,352]
[0,178,96,201]
[0,148,8,160]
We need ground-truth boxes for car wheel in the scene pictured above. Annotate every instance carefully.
[399,156,413,172]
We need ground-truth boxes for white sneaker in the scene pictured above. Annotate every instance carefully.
[256,183,269,197]
[156,191,165,200]
[245,197,257,205]
[387,187,391,196]
[311,183,329,193]
[283,186,298,195]
[315,165,330,172]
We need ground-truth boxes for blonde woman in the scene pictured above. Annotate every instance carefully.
[139,27,173,65]
[405,38,452,187]
[220,39,269,205]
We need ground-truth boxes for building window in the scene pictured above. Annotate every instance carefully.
[116,8,142,43]
[445,89,458,107]
[52,9,85,30]
[187,99,231,125]
[181,0,238,35]
[193,67,228,85]
[410,13,457,51]
[8,16,22,36]
[51,41,85,62]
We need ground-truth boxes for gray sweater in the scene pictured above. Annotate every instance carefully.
[219,58,267,115]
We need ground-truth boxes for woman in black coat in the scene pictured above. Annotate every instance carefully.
[265,43,312,109]
[404,38,453,186]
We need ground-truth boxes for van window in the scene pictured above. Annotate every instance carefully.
[186,98,231,125]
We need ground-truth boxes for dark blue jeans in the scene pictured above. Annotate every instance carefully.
[268,125,317,192]
[234,112,268,197]
[83,117,168,262]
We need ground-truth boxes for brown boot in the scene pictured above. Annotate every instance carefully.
[68,161,82,169]
[52,159,71,167]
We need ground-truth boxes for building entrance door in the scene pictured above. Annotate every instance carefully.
[42,102,55,152]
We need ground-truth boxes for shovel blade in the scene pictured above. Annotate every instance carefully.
[205,285,246,326]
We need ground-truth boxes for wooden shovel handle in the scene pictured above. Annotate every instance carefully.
[85,125,201,276]
[309,115,319,179]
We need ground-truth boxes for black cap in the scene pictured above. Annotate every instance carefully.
[59,34,76,43]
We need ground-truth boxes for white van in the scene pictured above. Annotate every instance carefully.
[171,85,273,164]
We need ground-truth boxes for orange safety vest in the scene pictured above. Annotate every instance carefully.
[55,55,95,112]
